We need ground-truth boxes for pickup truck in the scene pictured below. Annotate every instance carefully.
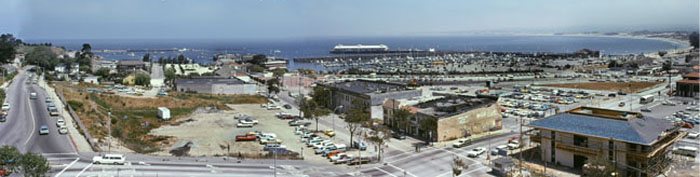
[235,135,257,141]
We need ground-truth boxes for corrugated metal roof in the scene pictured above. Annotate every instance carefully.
[528,113,674,145]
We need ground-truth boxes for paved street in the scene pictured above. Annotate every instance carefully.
[0,67,75,154]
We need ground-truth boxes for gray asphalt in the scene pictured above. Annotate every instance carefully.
[0,68,75,154]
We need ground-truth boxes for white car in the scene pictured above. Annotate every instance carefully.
[452,138,472,148]
[267,105,281,110]
[56,119,66,127]
[507,141,521,150]
[467,147,486,157]
[687,132,700,139]
[1,103,10,111]
[92,154,126,165]
[58,126,68,134]
[239,118,258,125]
[236,123,254,128]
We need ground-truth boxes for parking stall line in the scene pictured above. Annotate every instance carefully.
[54,158,79,177]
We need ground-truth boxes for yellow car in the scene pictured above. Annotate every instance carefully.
[324,129,336,137]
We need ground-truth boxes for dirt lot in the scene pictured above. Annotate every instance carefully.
[537,82,663,93]
[150,104,304,158]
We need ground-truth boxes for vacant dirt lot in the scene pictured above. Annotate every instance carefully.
[150,104,303,158]
[538,82,663,93]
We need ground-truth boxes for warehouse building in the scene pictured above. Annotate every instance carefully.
[320,79,421,117]
[676,72,699,97]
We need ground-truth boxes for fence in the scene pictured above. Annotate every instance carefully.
[55,86,101,152]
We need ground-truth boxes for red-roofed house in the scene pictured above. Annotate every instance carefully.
[676,72,700,97]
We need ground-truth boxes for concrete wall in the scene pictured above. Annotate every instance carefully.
[435,103,502,141]
[211,83,257,95]
[555,147,574,167]
[177,83,256,95]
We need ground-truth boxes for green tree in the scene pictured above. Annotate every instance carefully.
[24,46,59,69]
[419,116,438,143]
[266,77,281,96]
[300,98,330,132]
[310,86,331,108]
[177,54,185,64]
[393,108,412,136]
[164,67,177,84]
[271,68,286,77]
[345,98,370,146]
[250,54,267,66]
[95,67,110,79]
[248,64,265,73]
[365,125,391,162]
[0,145,22,174]
[0,34,19,64]
[19,152,50,177]
[134,73,151,86]
[142,53,151,62]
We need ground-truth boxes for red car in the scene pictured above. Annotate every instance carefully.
[281,115,300,120]
[508,136,519,143]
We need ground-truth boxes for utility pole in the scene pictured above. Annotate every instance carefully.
[273,150,277,177]
[519,115,523,174]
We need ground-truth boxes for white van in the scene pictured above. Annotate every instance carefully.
[335,144,347,152]
[92,154,126,165]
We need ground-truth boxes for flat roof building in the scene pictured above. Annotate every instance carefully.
[175,76,256,95]
[528,107,684,177]
[676,72,699,97]
[320,79,421,114]
[384,95,501,142]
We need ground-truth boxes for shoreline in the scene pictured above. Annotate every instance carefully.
[554,33,692,52]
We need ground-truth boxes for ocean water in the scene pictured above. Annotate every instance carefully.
[29,35,685,71]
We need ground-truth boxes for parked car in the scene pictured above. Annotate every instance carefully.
[239,118,258,125]
[92,154,125,165]
[236,123,254,128]
[640,108,652,112]
[56,119,65,127]
[260,138,282,145]
[267,105,281,110]
[466,147,486,157]
[686,132,700,139]
[334,155,355,164]
[283,104,292,109]
[392,133,406,140]
[58,126,68,134]
[507,141,521,150]
[324,129,336,137]
[1,103,10,111]
[352,140,367,151]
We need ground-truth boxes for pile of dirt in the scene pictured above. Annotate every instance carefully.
[169,141,193,156]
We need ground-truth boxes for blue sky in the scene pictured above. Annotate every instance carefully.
[1,0,698,40]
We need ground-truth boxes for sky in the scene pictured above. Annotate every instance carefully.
[1,0,698,40]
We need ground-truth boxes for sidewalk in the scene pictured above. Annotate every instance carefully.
[37,76,93,152]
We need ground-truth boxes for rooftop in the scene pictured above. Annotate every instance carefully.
[415,95,497,118]
[327,79,410,95]
[117,59,145,66]
[683,72,700,78]
[678,79,700,84]
[175,76,247,85]
[528,107,676,145]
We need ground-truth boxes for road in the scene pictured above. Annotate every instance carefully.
[0,67,75,154]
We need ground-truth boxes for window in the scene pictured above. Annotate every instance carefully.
[608,141,614,161]
[573,135,588,147]
[551,132,555,162]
